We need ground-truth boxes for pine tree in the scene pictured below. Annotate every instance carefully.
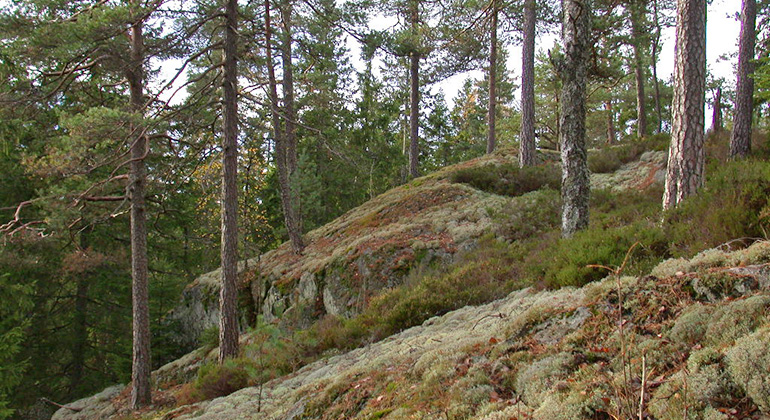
[219,0,240,362]
[556,0,591,237]
[519,0,537,166]
[729,0,756,159]
[662,0,706,210]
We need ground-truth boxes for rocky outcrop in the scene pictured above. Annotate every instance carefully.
[55,240,770,420]
[165,148,668,347]
[162,260,258,351]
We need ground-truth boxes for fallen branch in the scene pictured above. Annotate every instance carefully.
[40,398,83,412]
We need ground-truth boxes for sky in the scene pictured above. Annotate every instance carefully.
[149,0,744,121]
[432,0,742,115]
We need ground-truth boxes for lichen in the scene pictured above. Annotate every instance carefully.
[726,326,770,413]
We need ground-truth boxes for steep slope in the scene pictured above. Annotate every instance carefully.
[54,241,770,419]
[164,147,666,351]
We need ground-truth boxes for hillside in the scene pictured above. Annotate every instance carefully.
[51,141,770,420]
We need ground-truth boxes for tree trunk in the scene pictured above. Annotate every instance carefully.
[486,0,498,154]
[219,0,240,362]
[651,0,663,133]
[630,0,648,138]
[276,0,305,253]
[711,86,722,132]
[126,11,151,408]
[409,0,420,178]
[519,0,536,166]
[729,0,756,159]
[605,100,616,144]
[663,0,706,210]
[559,0,591,237]
[69,238,89,399]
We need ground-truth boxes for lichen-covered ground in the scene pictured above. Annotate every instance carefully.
[61,144,770,420]
[55,241,770,420]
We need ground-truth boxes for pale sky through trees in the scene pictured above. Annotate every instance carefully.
[427,0,740,129]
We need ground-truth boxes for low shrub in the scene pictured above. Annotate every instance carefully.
[588,148,623,174]
[176,357,256,405]
[198,325,219,355]
[451,163,561,197]
[589,137,669,174]
[526,222,668,288]
[665,159,770,257]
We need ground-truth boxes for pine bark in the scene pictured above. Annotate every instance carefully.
[651,0,663,133]
[219,0,240,362]
[519,0,536,167]
[126,13,151,408]
[69,270,88,398]
[409,0,420,178]
[559,0,591,237]
[277,0,305,253]
[729,0,756,159]
[663,0,706,210]
[630,0,648,138]
[711,86,722,132]
[605,100,616,144]
[486,0,498,154]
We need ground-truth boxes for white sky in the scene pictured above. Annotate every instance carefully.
[433,0,742,116]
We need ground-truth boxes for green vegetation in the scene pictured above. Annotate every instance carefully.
[175,357,257,405]
[451,163,561,197]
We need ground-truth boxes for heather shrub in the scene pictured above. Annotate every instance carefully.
[665,159,770,257]
[527,222,668,288]
[176,357,256,405]
[451,163,561,197]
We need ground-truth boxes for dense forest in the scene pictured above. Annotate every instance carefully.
[0,0,768,418]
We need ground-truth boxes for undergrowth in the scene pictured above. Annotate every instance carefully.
[451,163,561,197]
[172,141,770,411]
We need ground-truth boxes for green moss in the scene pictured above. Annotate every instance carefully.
[727,327,770,412]
[649,347,739,420]
[667,303,712,350]
[516,352,576,408]
[705,296,770,347]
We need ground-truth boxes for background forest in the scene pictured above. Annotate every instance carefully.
[0,0,768,418]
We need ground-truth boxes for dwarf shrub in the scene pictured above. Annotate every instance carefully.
[451,163,561,197]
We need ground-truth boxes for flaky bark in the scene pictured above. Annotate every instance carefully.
[126,10,151,408]
[729,0,756,159]
[487,0,498,154]
[519,0,536,166]
[219,0,240,362]
[663,0,706,210]
[559,0,591,237]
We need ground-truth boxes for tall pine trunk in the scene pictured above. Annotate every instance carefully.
[219,0,240,362]
[126,11,151,408]
[605,100,616,144]
[519,0,536,166]
[651,0,663,133]
[559,0,591,237]
[729,0,756,159]
[276,0,305,253]
[630,0,648,138]
[486,0,498,154]
[663,0,706,210]
[408,0,420,178]
[712,86,723,132]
